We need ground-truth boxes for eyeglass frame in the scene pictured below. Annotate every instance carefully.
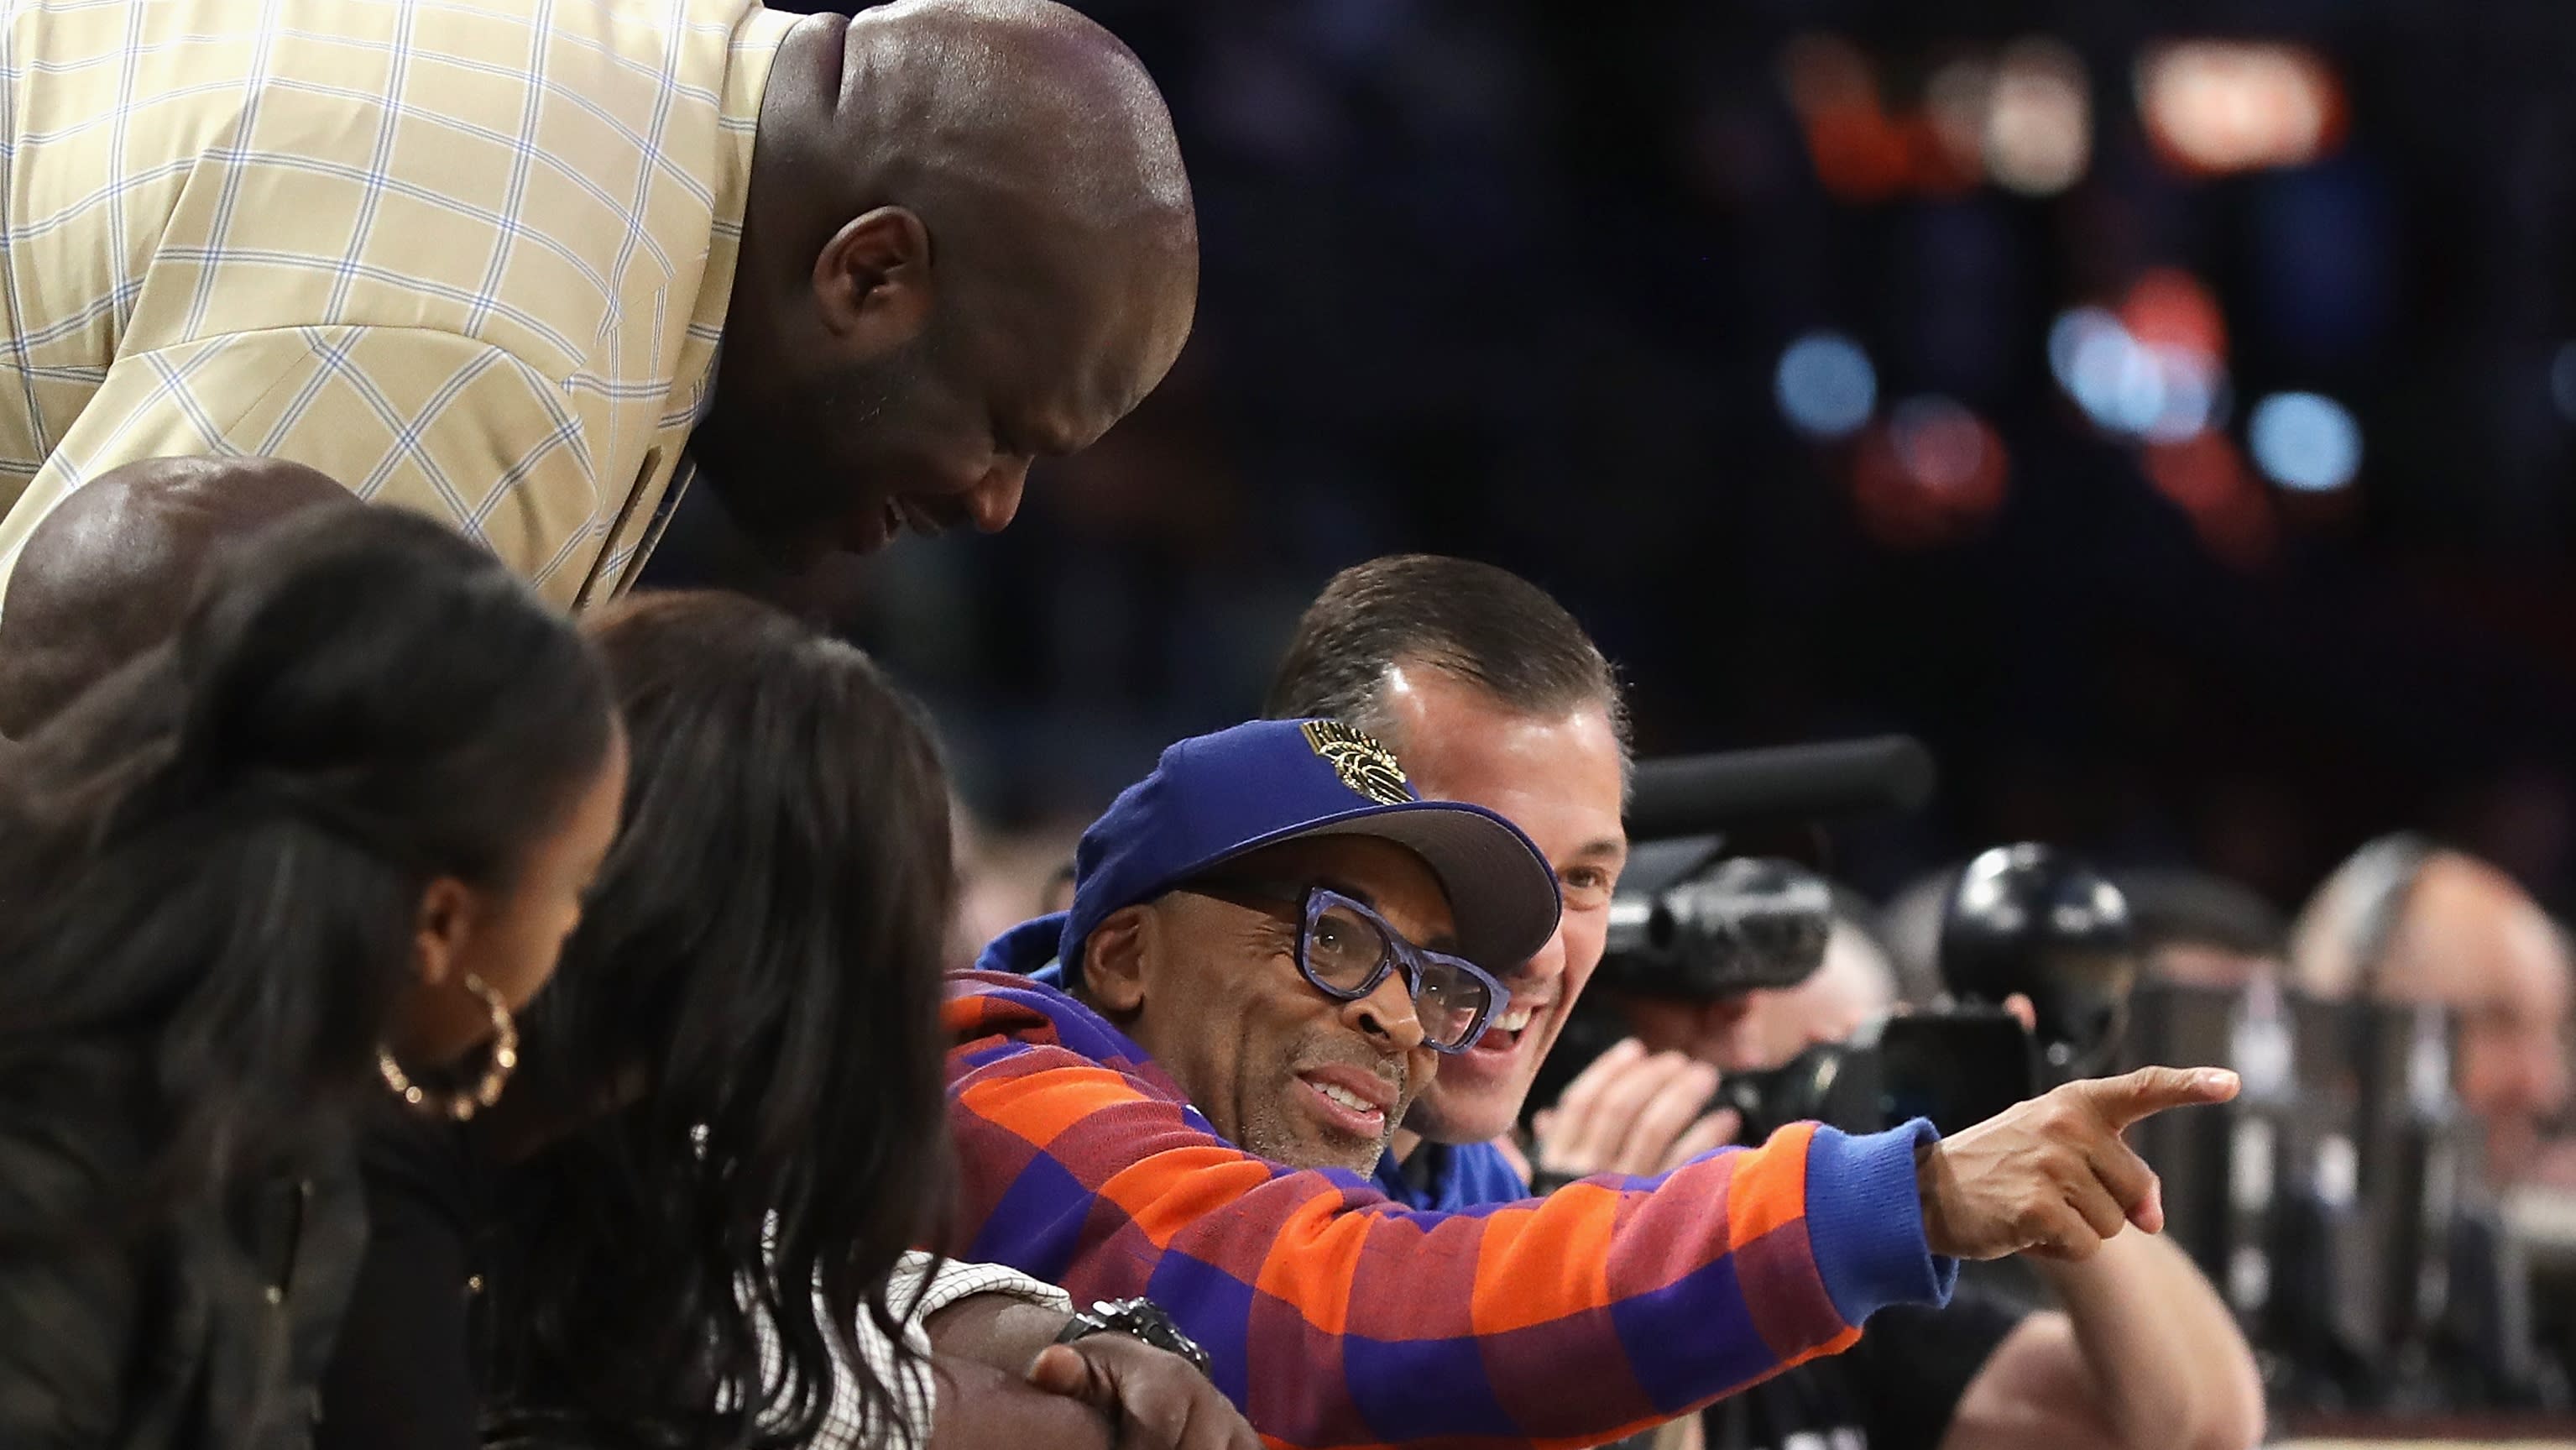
[1175,877,1514,1054]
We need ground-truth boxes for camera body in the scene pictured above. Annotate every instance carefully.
[1533,841,2129,1146]
[1590,837,1832,1001]
[1720,1008,2043,1143]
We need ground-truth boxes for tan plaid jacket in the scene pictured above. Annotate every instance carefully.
[0,0,799,611]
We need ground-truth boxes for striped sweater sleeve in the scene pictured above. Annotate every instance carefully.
[943,1036,1952,1450]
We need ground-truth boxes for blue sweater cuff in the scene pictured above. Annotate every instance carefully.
[1804,1119,1957,1327]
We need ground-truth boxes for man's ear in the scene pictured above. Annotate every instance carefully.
[812,206,935,357]
[413,876,478,990]
[1081,905,1158,1015]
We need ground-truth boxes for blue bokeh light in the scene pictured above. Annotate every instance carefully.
[1775,331,1878,440]
[2248,392,2361,492]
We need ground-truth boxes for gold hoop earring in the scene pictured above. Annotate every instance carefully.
[378,973,519,1122]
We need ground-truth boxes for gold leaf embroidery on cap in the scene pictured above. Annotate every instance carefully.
[1300,720,1413,806]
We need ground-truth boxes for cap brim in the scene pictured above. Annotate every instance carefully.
[1203,801,1562,973]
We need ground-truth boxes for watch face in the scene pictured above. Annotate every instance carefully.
[1058,1298,1212,1377]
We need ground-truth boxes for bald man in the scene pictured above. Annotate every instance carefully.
[2292,838,2574,1186]
[0,0,1196,615]
[0,458,357,740]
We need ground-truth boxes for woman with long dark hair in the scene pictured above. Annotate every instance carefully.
[491,589,959,1446]
[0,505,627,1447]
[318,591,1252,1450]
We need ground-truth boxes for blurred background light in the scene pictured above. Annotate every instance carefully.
[2146,433,2276,569]
[2056,311,2221,441]
[2140,349,2219,443]
[2248,392,2363,491]
[1776,331,1878,439]
[2060,310,2151,432]
[2121,268,2229,361]
[2051,272,2231,442]
[1781,33,1912,202]
[1892,395,1992,492]
[1925,55,1993,180]
[1782,34,2089,202]
[1984,39,2091,196]
[2139,40,2345,176]
[1851,397,2010,549]
[2049,307,2122,390]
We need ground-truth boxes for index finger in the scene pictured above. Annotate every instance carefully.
[2074,1065,2240,1130]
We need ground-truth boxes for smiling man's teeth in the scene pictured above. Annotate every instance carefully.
[1497,1006,1535,1034]
[1314,1081,1378,1114]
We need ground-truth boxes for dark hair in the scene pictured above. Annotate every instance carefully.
[1266,554,1630,760]
[486,593,958,1450]
[0,506,614,1237]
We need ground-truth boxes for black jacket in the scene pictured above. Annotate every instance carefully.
[0,1045,366,1450]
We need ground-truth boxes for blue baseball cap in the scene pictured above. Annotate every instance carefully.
[1058,719,1562,979]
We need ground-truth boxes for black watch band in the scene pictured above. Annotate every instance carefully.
[1053,1297,1214,1379]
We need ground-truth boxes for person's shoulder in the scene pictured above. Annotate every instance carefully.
[948,968,1072,1035]
[945,971,1136,1067]
[943,973,1203,1127]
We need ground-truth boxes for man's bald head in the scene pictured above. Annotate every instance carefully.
[702,0,1197,564]
[0,456,354,738]
[2292,840,2573,1183]
[844,0,1193,238]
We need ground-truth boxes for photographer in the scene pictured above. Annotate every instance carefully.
[1266,554,2266,1450]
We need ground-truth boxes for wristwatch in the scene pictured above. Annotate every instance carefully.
[1052,1297,1214,1379]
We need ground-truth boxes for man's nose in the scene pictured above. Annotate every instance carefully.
[1512,922,1570,991]
[1344,971,1428,1053]
[964,459,1029,533]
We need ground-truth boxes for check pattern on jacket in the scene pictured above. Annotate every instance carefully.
[940,970,1954,1450]
[0,0,797,610]
[756,1252,1071,1450]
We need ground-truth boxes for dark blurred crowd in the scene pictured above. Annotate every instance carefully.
[786,0,2576,930]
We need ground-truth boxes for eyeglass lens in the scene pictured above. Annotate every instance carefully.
[1305,895,1492,1050]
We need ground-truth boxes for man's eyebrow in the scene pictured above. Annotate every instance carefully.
[1314,875,1470,954]
[1312,876,1374,908]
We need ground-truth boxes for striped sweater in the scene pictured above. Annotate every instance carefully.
[941,968,1955,1450]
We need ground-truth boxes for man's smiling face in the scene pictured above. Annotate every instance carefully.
[1380,665,1628,1149]
[1087,835,1458,1175]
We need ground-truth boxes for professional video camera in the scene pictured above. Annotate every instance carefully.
[1713,843,2137,1143]
[1528,726,2144,1147]
[1527,837,1831,1122]
[1591,840,1836,1002]
[1527,735,1933,1121]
